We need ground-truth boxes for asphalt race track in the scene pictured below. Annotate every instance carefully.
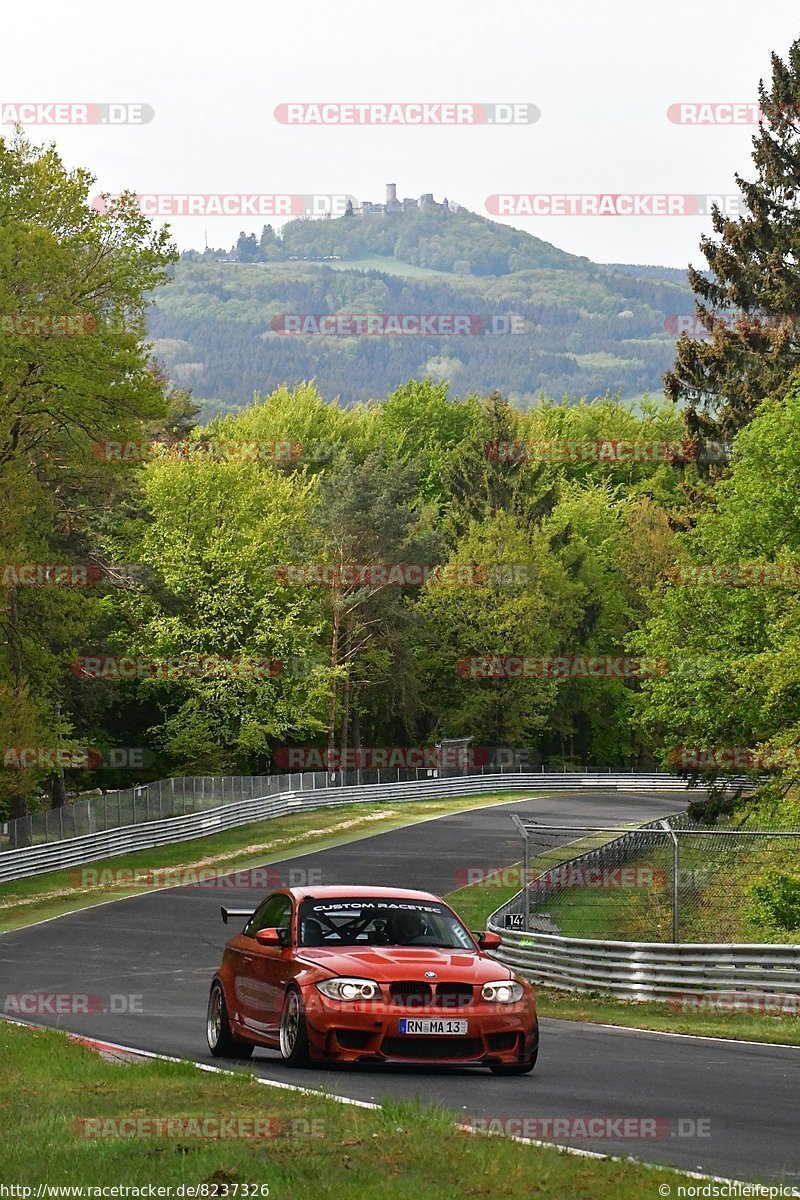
[1,789,798,1184]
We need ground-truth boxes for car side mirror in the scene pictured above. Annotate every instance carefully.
[476,930,503,950]
[255,927,285,947]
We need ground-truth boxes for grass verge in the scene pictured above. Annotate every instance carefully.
[0,1021,698,1196]
[0,792,529,934]
[535,990,800,1044]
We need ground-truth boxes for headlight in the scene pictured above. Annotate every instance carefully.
[481,980,524,1003]
[316,977,381,1002]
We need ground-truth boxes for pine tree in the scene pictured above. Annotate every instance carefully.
[665,38,800,442]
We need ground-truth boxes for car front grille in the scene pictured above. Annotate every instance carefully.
[435,982,474,1008]
[389,981,431,1007]
[381,1036,483,1060]
[388,981,474,1008]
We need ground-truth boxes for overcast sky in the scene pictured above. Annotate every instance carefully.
[3,1,799,267]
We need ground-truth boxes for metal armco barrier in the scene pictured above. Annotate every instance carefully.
[485,923,800,1001]
[488,804,799,1000]
[0,771,690,883]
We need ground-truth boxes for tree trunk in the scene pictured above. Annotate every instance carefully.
[50,771,67,808]
[339,616,353,781]
[7,588,30,841]
[326,582,341,781]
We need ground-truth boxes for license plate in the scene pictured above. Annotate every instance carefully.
[398,1018,469,1035]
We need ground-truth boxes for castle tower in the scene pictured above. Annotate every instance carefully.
[385,182,401,213]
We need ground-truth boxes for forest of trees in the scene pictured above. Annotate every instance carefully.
[224,206,588,275]
[3,34,800,826]
[150,255,691,412]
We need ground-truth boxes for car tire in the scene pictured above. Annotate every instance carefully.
[489,1028,539,1075]
[279,986,311,1067]
[207,981,254,1059]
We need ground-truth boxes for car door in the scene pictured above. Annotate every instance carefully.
[237,893,294,1041]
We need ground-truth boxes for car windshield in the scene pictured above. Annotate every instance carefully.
[297,897,475,950]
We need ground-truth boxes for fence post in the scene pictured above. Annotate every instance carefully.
[510,814,531,934]
[660,819,680,943]
[521,828,529,931]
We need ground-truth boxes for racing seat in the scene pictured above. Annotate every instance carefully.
[301,917,326,946]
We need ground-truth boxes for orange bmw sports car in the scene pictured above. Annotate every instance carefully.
[207,885,538,1073]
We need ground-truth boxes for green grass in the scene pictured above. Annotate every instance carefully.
[444,830,624,930]
[0,1021,700,1195]
[0,792,531,933]
[313,254,458,280]
[535,990,800,1044]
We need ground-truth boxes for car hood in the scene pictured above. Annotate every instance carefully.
[296,945,512,982]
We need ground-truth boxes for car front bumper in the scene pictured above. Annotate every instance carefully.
[303,993,538,1065]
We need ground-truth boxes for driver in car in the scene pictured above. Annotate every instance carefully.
[389,909,431,945]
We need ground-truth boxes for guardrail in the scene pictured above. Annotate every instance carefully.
[487,808,799,1000]
[0,764,691,852]
[0,771,691,884]
[486,923,800,1001]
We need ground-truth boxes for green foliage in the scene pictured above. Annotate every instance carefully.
[0,131,177,817]
[748,871,800,933]
[150,235,692,410]
[666,37,800,439]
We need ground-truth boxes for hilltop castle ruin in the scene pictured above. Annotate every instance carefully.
[344,183,458,217]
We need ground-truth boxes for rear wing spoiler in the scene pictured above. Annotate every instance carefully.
[220,906,254,925]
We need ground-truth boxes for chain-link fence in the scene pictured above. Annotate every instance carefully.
[0,757,659,851]
[0,770,413,850]
[504,815,800,943]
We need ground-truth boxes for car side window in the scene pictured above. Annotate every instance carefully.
[245,894,293,940]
